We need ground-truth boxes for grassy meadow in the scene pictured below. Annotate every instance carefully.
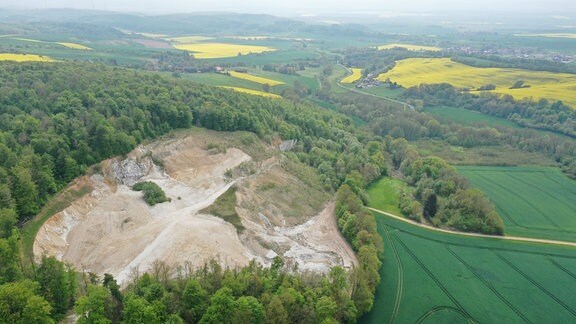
[363,178,576,323]
[424,106,519,128]
[378,57,576,106]
[458,166,576,242]
[341,68,362,83]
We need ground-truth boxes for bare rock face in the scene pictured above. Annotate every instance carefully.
[34,130,357,286]
[112,157,153,186]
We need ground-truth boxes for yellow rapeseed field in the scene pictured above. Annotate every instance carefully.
[378,43,442,51]
[229,71,285,86]
[378,57,576,107]
[57,42,92,50]
[0,53,54,62]
[220,86,282,98]
[11,37,91,50]
[341,68,362,83]
[173,43,276,59]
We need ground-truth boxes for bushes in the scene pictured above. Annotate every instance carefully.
[132,182,169,206]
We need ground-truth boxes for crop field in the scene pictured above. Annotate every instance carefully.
[424,106,519,128]
[378,57,576,107]
[458,166,576,242]
[378,43,442,51]
[9,37,91,50]
[363,178,576,323]
[229,71,285,86]
[172,42,276,59]
[247,69,319,91]
[56,42,91,50]
[0,53,55,62]
[341,68,362,83]
[219,86,281,98]
[515,33,576,39]
[180,72,265,90]
[168,35,214,43]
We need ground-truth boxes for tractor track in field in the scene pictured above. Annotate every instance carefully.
[392,235,475,322]
[469,172,561,228]
[381,225,403,324]
[548,258,576,281]
[445,247,531,323]
[496,253,576,318]
[506,173,572,208]
[368,207,576,249]
[415,306,473,324]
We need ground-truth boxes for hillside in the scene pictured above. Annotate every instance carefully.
[34,129,356,284]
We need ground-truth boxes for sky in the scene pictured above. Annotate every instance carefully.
[1,0,575,15]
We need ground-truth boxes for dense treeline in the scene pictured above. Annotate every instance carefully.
[404,83,576,138]
[452,55,576,75]
[0,62,385,225]
[0,61,388,322]
[335,184,383,314]
[0,226,76,323]
[387,139,504,234]
[340,48,443,77]
[73,259,363,324]
[331,90,576,179]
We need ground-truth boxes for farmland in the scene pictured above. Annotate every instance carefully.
[172,42,276,58]
[56,42,91,50]
[168,35,214,42]
[10,37,91,50]
[378,43,442,51]
[341,68,362,83]
[378,57,576,106]
[220,86,281,98]
[458,166,576,242]
[0,53,54,62]
[424,106,519,128]
[363,178,576,323]
[515,33,576,39]
[229,70,285,86]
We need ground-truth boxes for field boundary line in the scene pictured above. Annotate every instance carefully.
[368,207,576,248]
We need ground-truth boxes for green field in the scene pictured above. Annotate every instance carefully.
[367,178,405,215]
[180,72,266,91]
[363,178,576,323]
[458,166,576,242]
[424,106,519,128]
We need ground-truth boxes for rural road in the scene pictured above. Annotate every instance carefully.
[336,64,415,110]
[368,207,576,248]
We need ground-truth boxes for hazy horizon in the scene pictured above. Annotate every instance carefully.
[1,0,576,16]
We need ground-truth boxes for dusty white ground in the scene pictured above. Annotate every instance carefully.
[34,131,357,284]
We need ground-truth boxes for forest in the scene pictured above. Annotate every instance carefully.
[0,59,512,322]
